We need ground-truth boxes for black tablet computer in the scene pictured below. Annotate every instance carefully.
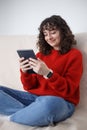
[17,49,37,60]
[17,49,37,73]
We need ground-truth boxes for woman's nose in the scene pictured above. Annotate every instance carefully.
[48,34,52,40]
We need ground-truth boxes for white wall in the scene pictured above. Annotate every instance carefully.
[0,0,87,35]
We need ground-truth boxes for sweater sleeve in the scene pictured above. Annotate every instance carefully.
[45,50,83,98]
[20,70,38,91]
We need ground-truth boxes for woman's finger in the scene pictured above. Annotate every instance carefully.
[19,57,25,62]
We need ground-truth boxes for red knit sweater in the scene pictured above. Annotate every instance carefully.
[20,48,83,105]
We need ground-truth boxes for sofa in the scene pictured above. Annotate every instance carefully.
[0,32,87,130]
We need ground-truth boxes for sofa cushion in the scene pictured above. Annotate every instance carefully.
[75,33,87,109]
[0,35,37,90]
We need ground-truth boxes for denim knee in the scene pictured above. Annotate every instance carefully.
[36,96,62,114]
[36,96,75,124]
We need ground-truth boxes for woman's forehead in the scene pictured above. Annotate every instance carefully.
[43,29,57,34]
[42,22,57,31]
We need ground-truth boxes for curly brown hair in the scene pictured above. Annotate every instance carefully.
[37,15,76,55]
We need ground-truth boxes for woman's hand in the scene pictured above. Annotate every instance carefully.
[19,57,30,73]
[29,58,50,76]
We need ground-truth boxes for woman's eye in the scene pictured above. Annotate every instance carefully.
[51,31,56,34]
[43,30,56,36]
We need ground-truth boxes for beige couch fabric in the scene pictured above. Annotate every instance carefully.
[0,33,87,130]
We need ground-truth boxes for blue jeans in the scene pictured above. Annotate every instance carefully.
[0,86,75,126]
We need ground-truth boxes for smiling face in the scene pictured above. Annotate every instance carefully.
[43,29,61,50]
[38,15,75,55]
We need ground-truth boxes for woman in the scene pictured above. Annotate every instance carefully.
[0,15,83,126]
